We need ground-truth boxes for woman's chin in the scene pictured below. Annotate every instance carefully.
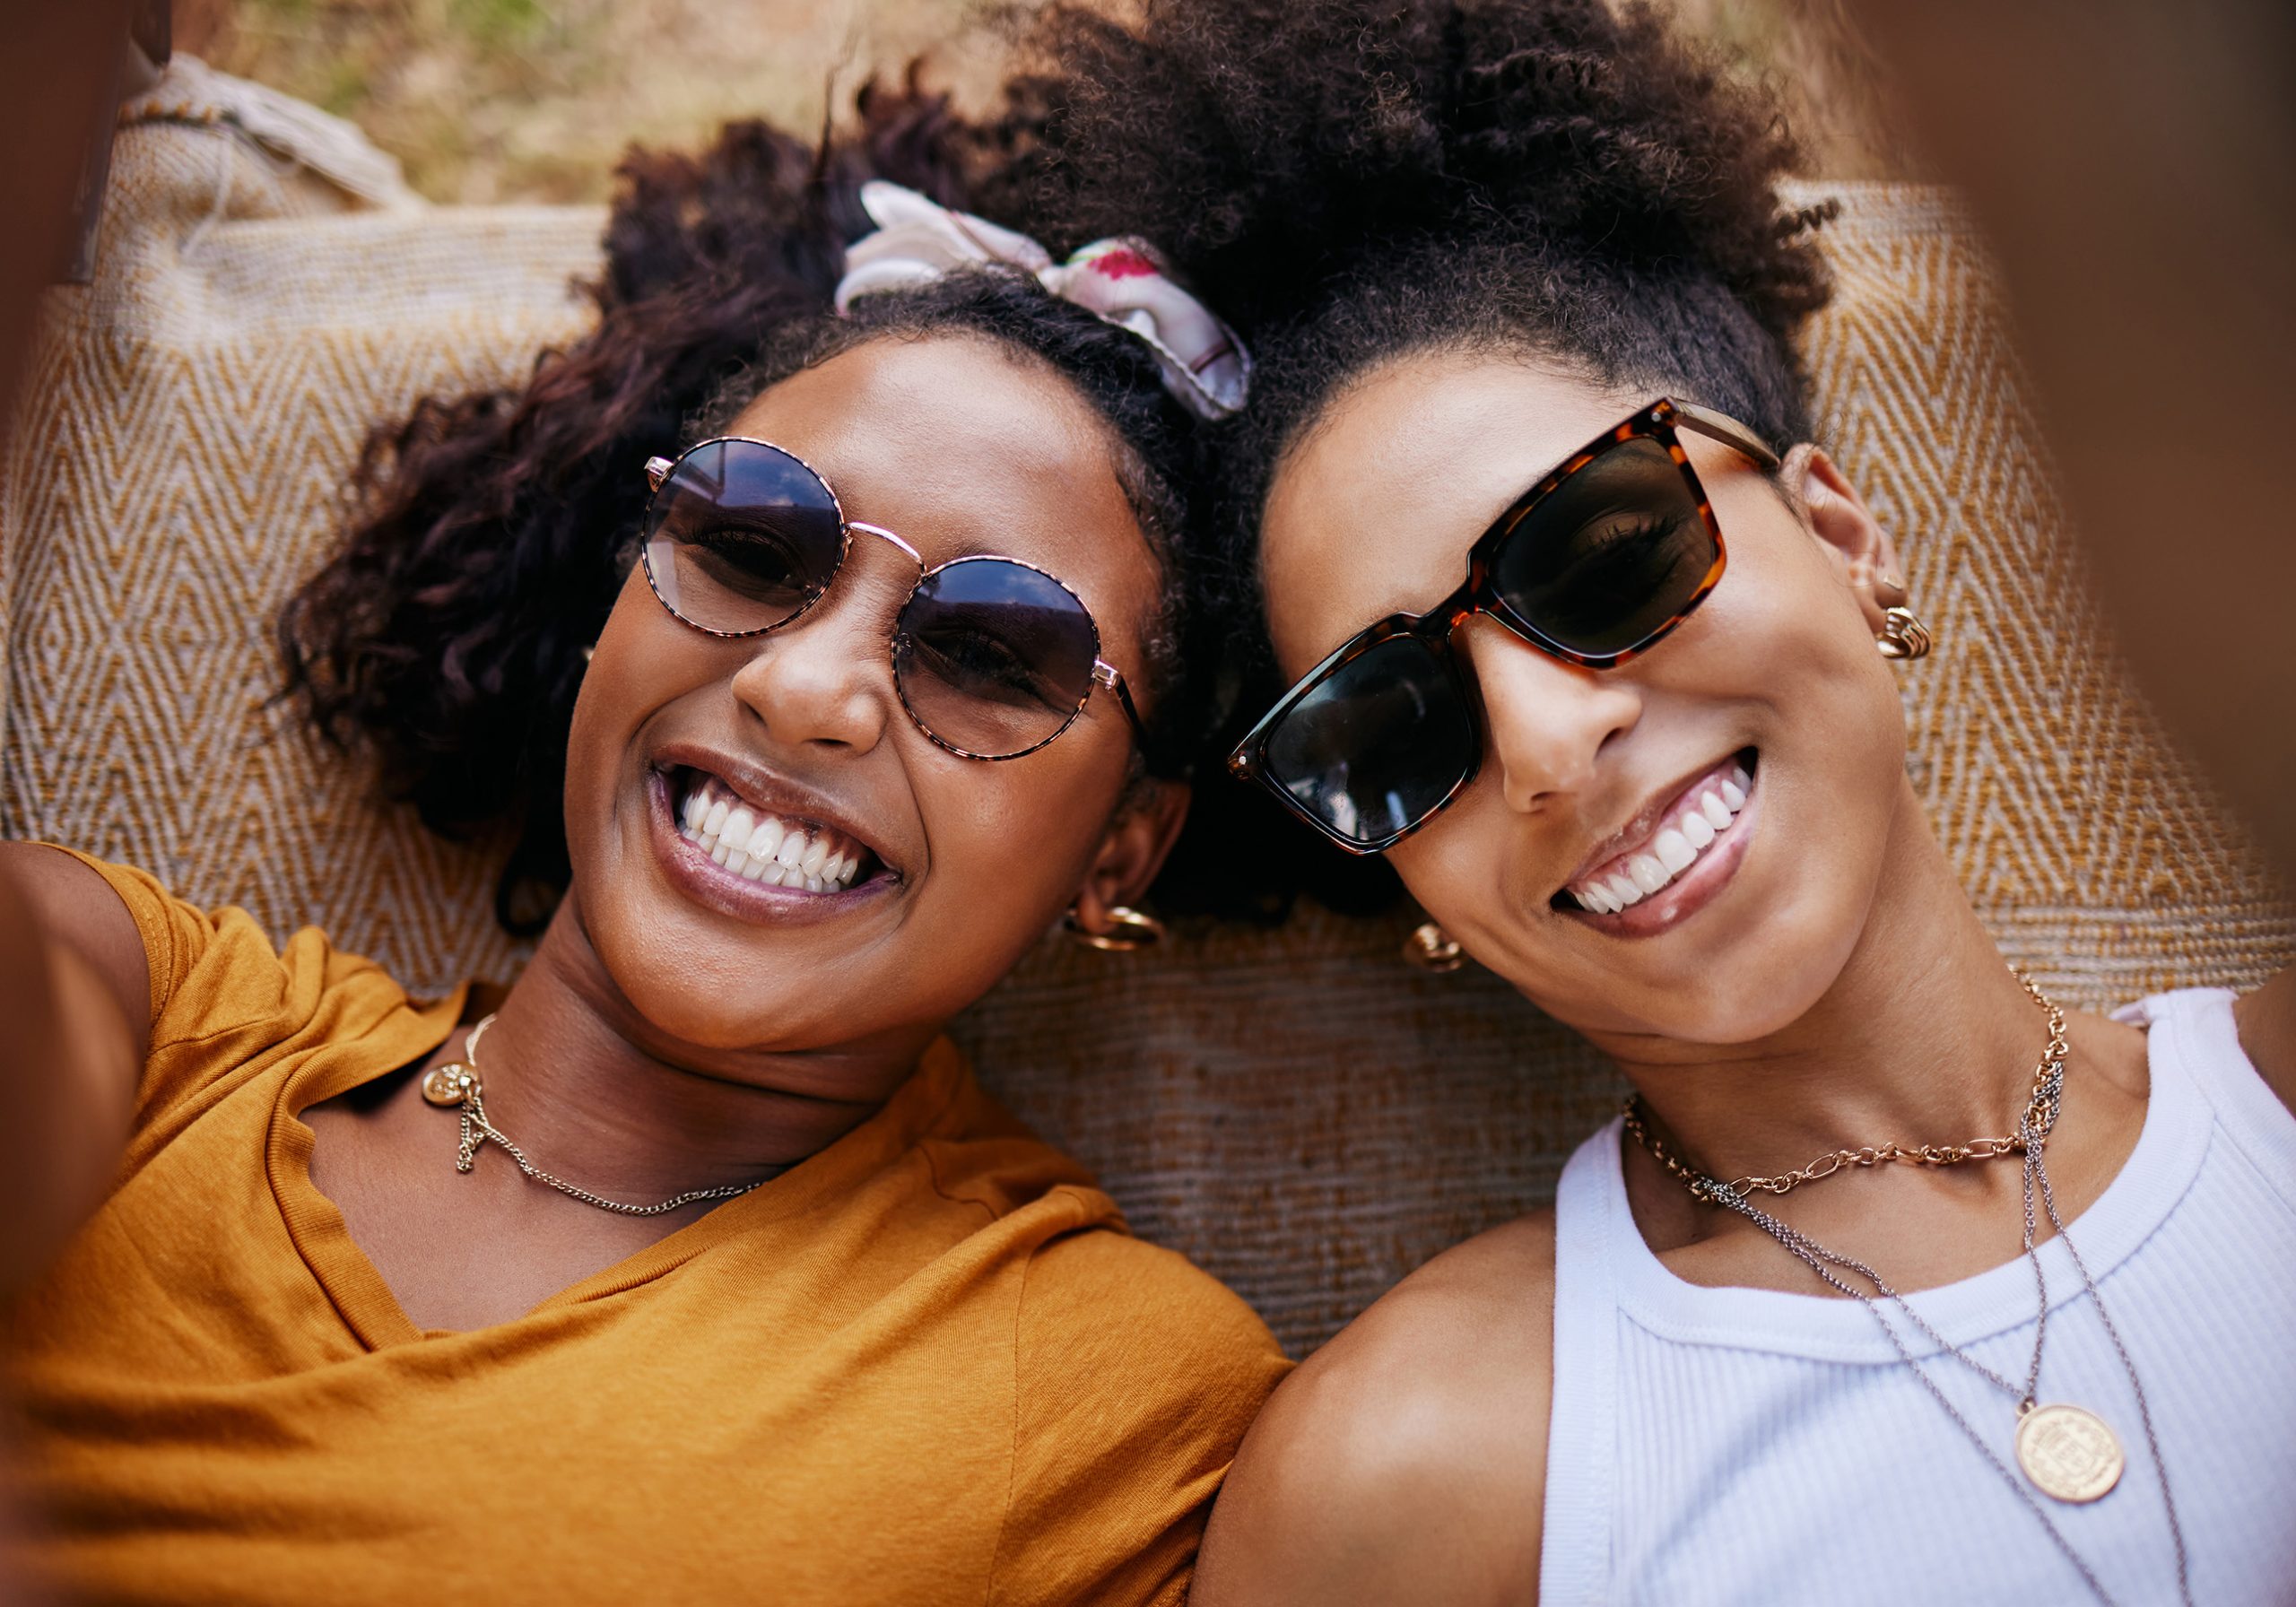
[1532,969,1830,1050]
[1489,875,1868,1049]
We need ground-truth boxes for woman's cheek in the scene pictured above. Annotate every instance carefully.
[1387,801,1535,969]
[562,572,681,873]
[897,752,1121,997]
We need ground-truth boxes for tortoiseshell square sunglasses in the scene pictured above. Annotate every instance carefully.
[1227,397,1779,853]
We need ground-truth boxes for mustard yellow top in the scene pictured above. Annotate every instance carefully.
[2,856,1290,1606]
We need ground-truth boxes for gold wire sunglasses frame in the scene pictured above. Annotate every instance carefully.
[639,439,1151,762]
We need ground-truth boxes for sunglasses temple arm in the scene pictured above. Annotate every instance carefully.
[1094,662,1154,751]
[1670,402,1781,471]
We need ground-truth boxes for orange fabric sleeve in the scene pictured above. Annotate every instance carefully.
[34,849,459,1144]
[43,850,216,1027]
[990,1194,1294,1607]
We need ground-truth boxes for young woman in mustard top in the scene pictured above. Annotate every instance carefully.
[0,86,1283,1605]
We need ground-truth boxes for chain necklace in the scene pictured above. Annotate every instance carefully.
[1623,969,2067,1203]
[420,1013,770,1217]
[1622,971,2192,1607]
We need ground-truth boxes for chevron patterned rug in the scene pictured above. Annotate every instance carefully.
[4,68,2288,1353]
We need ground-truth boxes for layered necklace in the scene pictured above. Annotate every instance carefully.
[1621,971,2191,1607]
[421,1013,770,1217]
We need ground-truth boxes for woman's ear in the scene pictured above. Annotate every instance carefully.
[1069,777,1190,935]
[1780,444,1905,633]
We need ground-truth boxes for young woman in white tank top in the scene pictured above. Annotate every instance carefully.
[1023,1,2296,1600]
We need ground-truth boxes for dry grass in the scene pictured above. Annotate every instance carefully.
[183,0,991,202]
[179,0,1908,204]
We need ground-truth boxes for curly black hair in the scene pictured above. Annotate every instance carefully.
[1009,0,1838,912]
[277,79,1229,934]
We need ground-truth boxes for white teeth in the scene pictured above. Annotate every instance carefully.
[1570,764,1757,914]
[747,816,785,861]
[673,775,871,894]
[721,808,755,852]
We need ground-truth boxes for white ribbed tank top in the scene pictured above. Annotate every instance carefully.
[1539,988,2296,1605]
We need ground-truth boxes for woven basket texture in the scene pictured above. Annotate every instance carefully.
[4,68,2288,1355]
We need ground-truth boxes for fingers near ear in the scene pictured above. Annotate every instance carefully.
[1069,778,1190,935]
[1782,445,1904,634]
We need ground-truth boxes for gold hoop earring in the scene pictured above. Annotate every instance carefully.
[1876,605,1934,661]
[1065,906,1166,953]
[1403,920,1465,974]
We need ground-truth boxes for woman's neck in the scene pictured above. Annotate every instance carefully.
[1612,788,2055,1186]
[464,902,944,1201]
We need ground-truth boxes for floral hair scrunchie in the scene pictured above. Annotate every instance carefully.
[832,180,1251,421]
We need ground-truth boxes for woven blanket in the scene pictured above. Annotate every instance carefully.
[3,65,2288,1354]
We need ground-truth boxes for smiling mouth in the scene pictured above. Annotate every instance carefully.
[1554,750,1756,916]
[666,769,885,894]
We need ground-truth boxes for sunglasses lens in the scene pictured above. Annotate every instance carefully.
[1491,436,1717,657]
[1261,636,1475,847]
[894,559,1102,758]
[642,439,845,632]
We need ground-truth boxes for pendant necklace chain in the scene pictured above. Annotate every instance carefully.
[420,1013,769,1217]
[1622,969,2191,1607]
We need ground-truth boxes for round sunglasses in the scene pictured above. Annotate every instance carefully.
[1227,397,1779,853]
[639,437,1150,762]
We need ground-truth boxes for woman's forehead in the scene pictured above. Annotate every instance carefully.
[1260,353,1637,668]
[729,334,1143,570]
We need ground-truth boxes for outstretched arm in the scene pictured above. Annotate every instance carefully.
[0,843,146,1293]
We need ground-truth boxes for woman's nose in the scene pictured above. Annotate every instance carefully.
[724,558,907,754]
[1459,618,1641,812]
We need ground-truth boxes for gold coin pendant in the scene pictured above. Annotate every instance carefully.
[421,1064,478,1108]
[2015,1403,2125,1503]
